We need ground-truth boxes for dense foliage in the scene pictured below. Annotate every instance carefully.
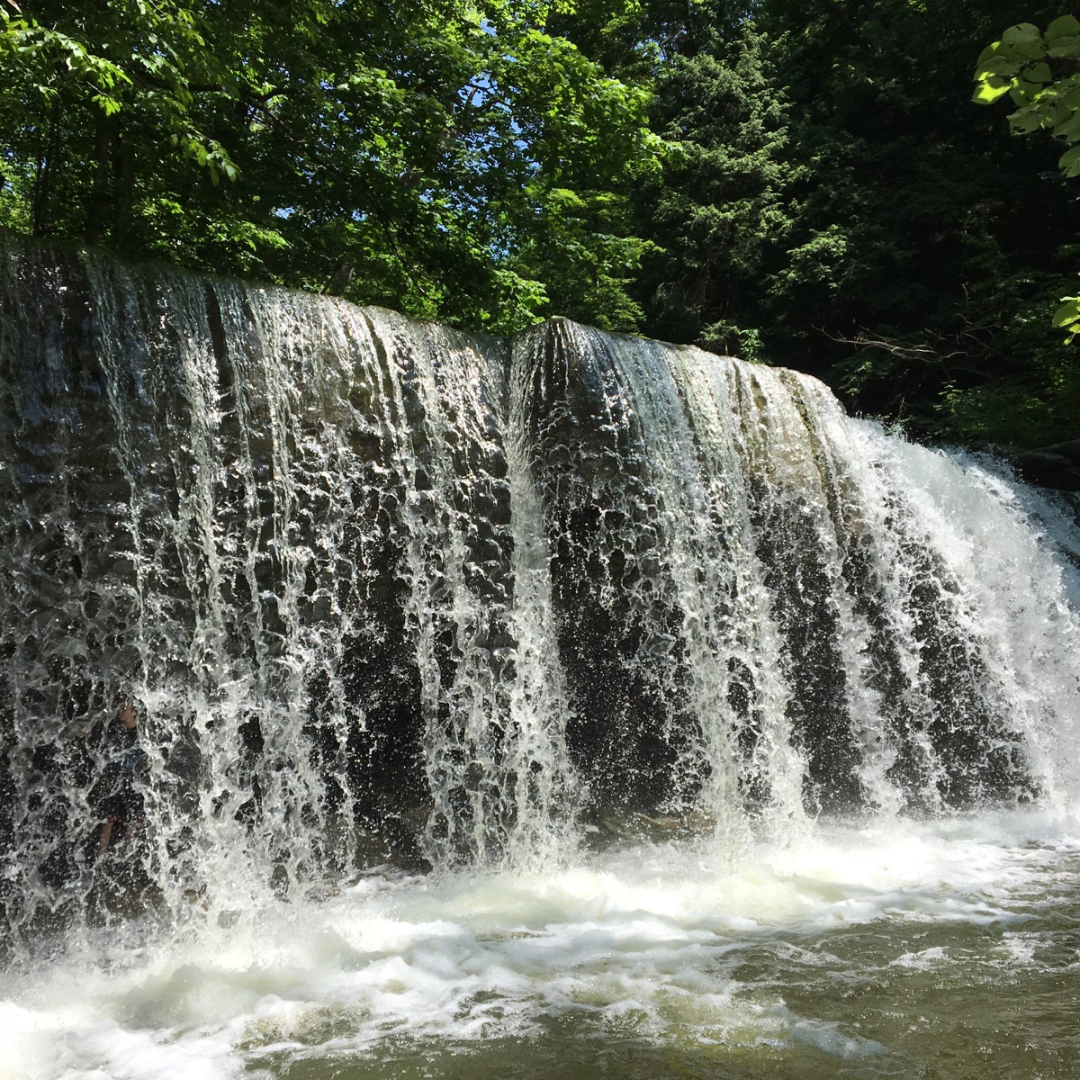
[620,0,1080,447]
[3,0,1079,448]
[974,15,1080,342]
[0,0,663,331]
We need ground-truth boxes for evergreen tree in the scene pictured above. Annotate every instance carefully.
[753,0,1080,446]
[634,6,793,358]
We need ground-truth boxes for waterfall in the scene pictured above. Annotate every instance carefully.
[2,238,1079,962]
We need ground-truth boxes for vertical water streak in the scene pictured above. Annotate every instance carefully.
[657,352,807,841]
[363,310,515,866]
[367,311,577,870]
[74,259,376,918]
[589,330,806,852]
[770,372,1080,812]
[523,322,813,852]
[504,335,579,870]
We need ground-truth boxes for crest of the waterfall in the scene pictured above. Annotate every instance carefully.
[3,239,1080,963]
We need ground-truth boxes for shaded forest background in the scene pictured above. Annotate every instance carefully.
[2,0,1079,457]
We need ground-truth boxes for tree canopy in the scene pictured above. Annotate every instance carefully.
[974,15,1080,341]
[3,0,1079,452]
[0,0,664,331]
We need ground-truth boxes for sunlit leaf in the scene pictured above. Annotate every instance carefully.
[973,78,1012,105]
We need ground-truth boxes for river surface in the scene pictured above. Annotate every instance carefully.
[5,809,1079,1080]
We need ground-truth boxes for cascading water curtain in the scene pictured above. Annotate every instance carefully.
[518,319,1080,836]
[0,241,588,959]
[3,238,1080,965]
[0,245,435,949]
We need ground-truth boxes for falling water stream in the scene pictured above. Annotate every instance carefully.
[2,239,1080,1079]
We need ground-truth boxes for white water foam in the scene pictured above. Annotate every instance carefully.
[4,809,1078,1080]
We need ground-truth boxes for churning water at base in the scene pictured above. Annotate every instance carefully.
[5,813,1080,1080]
[3,240,1080,1077]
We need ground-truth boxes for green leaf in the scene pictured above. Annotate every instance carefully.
[1053,297,1080,342]
[1053,298,1079,324]
[1003,22,1041,42]
[975,55,1022,78]
[973,77,1012,105]
[91,92,122,116]
[1048,38,1080,58]
[1046,15,1080,43]
[1009,109,1044,135]
[1053,113,1080,140]
[1059,145,1080,176]
[1001,23,1047,60]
